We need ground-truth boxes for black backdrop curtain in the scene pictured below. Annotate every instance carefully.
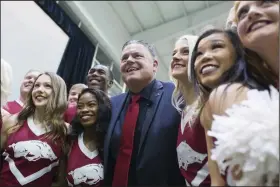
[35,0,95,93]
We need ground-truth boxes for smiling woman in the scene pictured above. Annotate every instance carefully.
[188,28,276,186]
[190,29,273,94]
[234,0,279,77]
[170,34,213,186]
[0,72,68,187]
[170,35,198,113]
[32,74,53,107]
[193,33,236,89]
[67,88,111,187]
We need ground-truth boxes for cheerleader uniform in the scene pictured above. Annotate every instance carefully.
[0,117,63,187]
[66,133,103,187]
[1,99,23,132]
[176,109,211,186]
[2,99,24,114]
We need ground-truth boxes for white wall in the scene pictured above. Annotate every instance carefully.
[62,1,131,71]
[1,1,69,100]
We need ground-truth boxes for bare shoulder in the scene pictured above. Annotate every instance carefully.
[200,83,250,130]
[209,83,250,116]
[200,102,212,130]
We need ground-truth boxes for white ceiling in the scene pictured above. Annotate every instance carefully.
[59,1,233,81]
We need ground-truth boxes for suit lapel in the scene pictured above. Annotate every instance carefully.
[138,80,163,154]
[104,93,128,172]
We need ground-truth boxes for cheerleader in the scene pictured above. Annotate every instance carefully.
[234,1,279,78]
[204,1,279,185]
[189,29,276,186]
[0,72,68,187]
[170,35,211,186]
[67,88,111,186]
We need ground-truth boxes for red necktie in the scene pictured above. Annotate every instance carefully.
[112,95,141,187]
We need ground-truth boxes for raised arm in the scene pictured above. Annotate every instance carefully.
[1,114,19,150]
[1,108,11,119]
[200,83,249,186]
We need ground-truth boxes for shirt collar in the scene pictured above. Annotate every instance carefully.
[129,79,156,101]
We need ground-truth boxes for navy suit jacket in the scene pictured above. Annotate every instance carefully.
[103,80,184,186]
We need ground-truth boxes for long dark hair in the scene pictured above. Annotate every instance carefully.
[69,88,111,158]
[190,29,275,95]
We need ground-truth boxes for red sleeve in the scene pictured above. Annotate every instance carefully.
[64,106,77,123]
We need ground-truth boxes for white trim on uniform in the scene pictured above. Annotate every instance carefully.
[78,132,99,159]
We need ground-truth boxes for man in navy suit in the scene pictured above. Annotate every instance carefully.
[104,40,184,186]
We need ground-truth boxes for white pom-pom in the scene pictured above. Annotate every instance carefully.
[208,86,279,186]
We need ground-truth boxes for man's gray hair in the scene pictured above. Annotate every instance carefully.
[122,40,157,59]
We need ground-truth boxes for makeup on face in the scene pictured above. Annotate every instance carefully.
[32,74,53,108]
[171,39,189,80]
[194,33,236,89]
[77,92,98,127]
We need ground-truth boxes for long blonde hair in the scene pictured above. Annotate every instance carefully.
[233,1,241,23]
[17,72,68,152]
[1,59,13,107]
[171,35,199,114]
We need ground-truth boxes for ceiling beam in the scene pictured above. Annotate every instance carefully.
[131,1,232,43]
[182,1,188,16]
[157,12,229,48]
[127,1,144,32]
[183,1,190,15]
[153,2,166,24]
[205,1,210,8]
[107,2,131,35]
[157,12,228,59]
